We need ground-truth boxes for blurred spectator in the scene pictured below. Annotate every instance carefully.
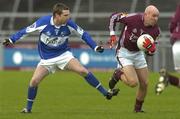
[155,3,180,95]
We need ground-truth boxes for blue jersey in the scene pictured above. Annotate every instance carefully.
[10,15,97,59]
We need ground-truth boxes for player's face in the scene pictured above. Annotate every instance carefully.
[144,12,159,26]
[54,10,70,25]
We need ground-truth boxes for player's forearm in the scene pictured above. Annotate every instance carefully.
[109,13,119,35]
[82,32,97,50]
[9,28,27,43]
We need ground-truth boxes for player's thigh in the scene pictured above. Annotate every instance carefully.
[135,67,149,86]
[30,65,49,86]
[65,58,88,76]
[122,65,139,83]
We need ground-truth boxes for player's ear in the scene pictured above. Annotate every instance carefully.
[144,12,148,17]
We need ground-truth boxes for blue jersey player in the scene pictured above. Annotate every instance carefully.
[2,3,119,113]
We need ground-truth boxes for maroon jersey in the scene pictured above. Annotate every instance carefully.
[109,13,160,51]
[170,3,180,43]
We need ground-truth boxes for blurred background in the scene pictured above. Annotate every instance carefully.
[0,0,179,71]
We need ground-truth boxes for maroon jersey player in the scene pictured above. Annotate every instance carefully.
[108,5,160,112]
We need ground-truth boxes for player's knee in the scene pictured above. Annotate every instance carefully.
[78,68,89,77]
[128,80,138,87]
[30,78,40,87]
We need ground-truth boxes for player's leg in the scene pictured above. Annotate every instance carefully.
[21,65,49,113]
[169,41,180,87]
[168,74,180,87]
[134,67,148,112]
[109,48,140,89]
[109,68,123,89]
[65,58,119,99]
[109,65,139,89]
[121,66,139,87]
[163,41,180,88]
[172,41,180,71]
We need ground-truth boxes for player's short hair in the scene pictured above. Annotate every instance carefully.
[53,3,69,16]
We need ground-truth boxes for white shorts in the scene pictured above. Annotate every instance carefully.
[116,47,147,69]
[38,51,74,73]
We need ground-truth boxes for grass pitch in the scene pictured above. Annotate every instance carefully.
[0,70,180,119]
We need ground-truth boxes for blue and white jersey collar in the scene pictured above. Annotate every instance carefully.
[50,16,67,28]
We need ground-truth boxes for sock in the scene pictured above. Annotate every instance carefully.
[113,68,123,81]
[168,75,180,87]
[26,86,38,111]
[134,99,144,112]
[84,72,107,96]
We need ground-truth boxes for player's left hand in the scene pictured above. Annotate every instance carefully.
[2,39,13,47]
[95,46,104,53]
[143,38,156,53]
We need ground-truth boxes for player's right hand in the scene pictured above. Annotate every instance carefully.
[108,35,117,49]
[2,39,13,46]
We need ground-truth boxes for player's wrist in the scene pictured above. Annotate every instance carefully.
[8,39,13,44]
[110,31,115,36]
[94,46,98,51]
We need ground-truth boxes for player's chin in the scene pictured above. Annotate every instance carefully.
[151,22,157,26]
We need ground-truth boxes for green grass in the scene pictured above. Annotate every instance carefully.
[0,70,180,119]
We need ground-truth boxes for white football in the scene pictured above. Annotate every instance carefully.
[137,34,154,51]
